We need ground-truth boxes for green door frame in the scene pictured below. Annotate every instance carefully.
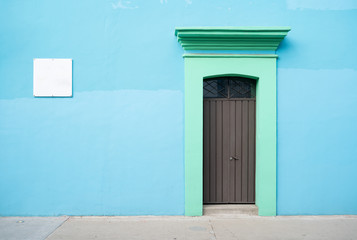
[184,54,278,216]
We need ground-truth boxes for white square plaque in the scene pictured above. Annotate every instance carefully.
[33,58,72,97]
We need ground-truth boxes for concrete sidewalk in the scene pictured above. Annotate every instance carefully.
[0,216,68,240]
[1,215,357,240]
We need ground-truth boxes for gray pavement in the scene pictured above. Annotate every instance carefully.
[0,216,68,240]
[1,215,357,240]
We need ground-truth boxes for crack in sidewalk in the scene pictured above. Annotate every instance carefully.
[208,219,217,240]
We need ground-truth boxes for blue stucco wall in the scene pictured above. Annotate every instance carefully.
[276,2,357,215]
[1,0,357,215]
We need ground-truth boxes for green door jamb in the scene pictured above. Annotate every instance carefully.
[184,54,278,216]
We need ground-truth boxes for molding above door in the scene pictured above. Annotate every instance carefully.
[183,54,278,58]
[175,27,290,50]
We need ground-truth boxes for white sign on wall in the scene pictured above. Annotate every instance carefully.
[33,58,72,97]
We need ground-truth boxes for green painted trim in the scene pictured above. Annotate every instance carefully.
[183,54,278,58]
[175,27,290,50]
[176,26,291,31]
[184,55,277,216]
[203,74,259,80]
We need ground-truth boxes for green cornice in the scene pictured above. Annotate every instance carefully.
[183,54,278,58]
[175,27,291,50]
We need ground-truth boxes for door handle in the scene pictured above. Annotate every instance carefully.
[230,156,239,161]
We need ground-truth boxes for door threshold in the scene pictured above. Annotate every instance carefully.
[203,204,258,216]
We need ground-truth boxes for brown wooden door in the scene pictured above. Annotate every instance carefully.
[203,77,256,204]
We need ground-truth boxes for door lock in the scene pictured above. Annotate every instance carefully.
[230,156,239,161]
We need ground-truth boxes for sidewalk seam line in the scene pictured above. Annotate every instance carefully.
[44,216,70,240]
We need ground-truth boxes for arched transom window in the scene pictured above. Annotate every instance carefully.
[203,76,256,99]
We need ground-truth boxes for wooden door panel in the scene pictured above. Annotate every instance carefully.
[235,101,243,202]
[241,100,249,203]
[203,101,210,203]
[209,101,217,202]
[248,100,256,202]
[203,99,256,204]
[229,101,236,202]
[216,101,223,202]
[222,100,230,202]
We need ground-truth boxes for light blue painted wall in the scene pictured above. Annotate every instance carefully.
[278,69,357,215]
[0,90,184,215]
[0,0,356,215]
[276,2,357,215]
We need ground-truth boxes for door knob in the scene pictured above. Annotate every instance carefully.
[230,156,239,161]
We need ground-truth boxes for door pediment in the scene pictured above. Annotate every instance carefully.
[175,27,290,50]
